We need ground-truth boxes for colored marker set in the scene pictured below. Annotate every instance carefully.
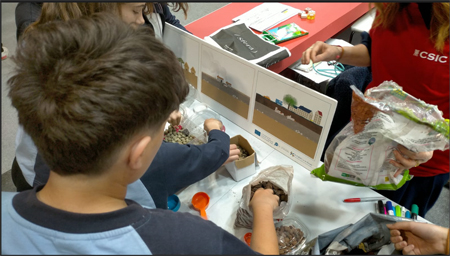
[379,200,418,220]
[343,197,418,220]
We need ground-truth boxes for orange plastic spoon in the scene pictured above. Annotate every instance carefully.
[191,192,210,220]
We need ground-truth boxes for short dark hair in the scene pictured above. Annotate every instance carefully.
[8,12,188,176]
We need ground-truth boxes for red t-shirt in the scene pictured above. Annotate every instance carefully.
[366,3,449,177]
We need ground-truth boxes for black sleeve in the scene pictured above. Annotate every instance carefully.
[140,130,230,208]
[360,31,372,58]
[161,4,191,34]
[137,209,260,255]
[15,2,42,41]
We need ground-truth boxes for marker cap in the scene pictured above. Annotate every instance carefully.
[411,204,419,215]
[385,201,394,215]
[405,211,411,218]
[377,200,384,214]
[395,205,401,217]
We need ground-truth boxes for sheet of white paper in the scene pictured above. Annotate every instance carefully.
[232,3,301,32]
[289,38,354,84]
[291,61,333,84]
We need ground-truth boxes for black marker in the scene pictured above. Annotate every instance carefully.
[377,200,385,214]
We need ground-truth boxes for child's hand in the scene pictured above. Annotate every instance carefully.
[250,188,279,212]
[203,118,223,134]
[222,144,240,166]
[168,110,182,126]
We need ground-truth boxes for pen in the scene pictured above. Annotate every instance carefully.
[395,205,401,217]
[343,197,385,203]
[386,201,394,215]
[377,200,385,214]
[411,204,419,220]
[405,211,411,218]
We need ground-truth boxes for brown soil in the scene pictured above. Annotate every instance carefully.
[236,145,249,160]
[351,91,378,134]
[276,225,305,255]
[250,181,288,205]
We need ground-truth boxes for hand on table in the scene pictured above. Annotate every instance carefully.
[168,110,182,126]
[301,41,340,64]
[390,145,433,177]
[222,144,240,166]
[387,221,448,255]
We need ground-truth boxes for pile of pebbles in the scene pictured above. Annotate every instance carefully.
[276,225,305,255]
[164,125,195,145]
[250,181,288,205]
[236,145,250,160]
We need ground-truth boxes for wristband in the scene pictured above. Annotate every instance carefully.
[336,45,344,61]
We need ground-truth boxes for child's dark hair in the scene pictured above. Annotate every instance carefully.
[8,12,189,176]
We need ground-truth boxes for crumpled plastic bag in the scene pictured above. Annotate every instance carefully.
[311,81,449,190]
[311,213,414,255]
[234,165,294,229]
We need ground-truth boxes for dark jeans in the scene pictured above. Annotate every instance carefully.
[11,157,33,192]
[375,172,450,218]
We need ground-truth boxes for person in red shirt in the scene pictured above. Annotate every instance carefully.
[301,2,449,217]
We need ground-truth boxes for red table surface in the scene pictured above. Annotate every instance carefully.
[185,2,371,73]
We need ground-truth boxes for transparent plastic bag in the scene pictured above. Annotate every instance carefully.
[164,107,208,145]
[275,217,310,255]
[311,81,449,190]
[234,165,294,229]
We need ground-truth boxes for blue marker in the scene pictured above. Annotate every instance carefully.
[405,211,411,218]
[385,201,394,215]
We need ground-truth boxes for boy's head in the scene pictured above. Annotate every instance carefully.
[8,13,188,179]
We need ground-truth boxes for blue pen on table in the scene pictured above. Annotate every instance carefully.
[385,201,394,215]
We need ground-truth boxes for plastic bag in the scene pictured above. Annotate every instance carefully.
[204,23,291,68]
[312,213,413,255]
[311,81,449,190]
[275,217,310,255]
[234,165,294,229]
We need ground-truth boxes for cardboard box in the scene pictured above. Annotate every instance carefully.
[225,135,256,181]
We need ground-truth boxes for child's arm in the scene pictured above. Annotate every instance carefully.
[140,125,230,208]
[161,3,190,33]
[249,188,280,255]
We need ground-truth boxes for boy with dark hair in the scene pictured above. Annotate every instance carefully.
[12,2,240,211]
[2,13,279,254]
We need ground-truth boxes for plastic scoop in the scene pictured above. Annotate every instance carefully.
[244,232,252,246]
[191,192,210,220]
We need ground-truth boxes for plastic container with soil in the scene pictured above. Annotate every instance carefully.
[275,217,310,255]
[164,105,207,145]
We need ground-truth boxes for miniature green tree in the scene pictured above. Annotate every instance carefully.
[283,94,297,109]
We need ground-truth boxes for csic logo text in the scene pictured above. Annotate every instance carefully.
[413,49,448,63]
